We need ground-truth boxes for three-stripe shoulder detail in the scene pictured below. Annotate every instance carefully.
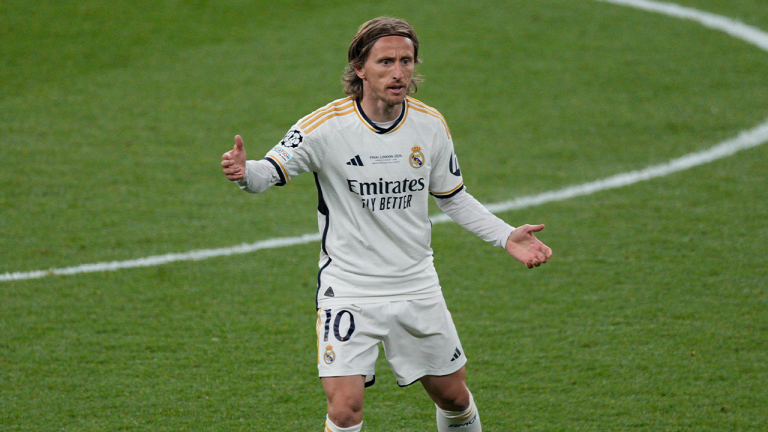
[407,97,451,139]
[299,97,356,134]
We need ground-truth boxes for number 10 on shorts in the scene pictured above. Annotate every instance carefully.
[321,309,356,342]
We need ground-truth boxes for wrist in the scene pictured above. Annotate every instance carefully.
[501,226,516,249]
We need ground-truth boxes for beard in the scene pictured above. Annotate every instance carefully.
[369,81,410,107]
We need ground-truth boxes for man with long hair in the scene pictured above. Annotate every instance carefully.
[221,17,552,432]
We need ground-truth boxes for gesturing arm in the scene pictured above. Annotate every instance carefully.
[436,189,552,269]
[435,189,514,248]
[221,135,280,193]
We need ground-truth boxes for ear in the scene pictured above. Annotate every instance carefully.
[354,64,365,80]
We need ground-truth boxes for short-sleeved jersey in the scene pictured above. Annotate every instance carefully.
[263,96,464,308]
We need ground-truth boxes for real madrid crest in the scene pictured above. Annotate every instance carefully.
[409,145,424,169]
[323,345,336,364]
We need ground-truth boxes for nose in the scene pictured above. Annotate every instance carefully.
[392,62,403,80]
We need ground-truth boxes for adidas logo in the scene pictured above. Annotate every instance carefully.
[450,347,462,362]
[346,155,364,166]
[324,287,335,297]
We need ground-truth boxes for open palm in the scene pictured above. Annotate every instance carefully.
[505,224,552,269]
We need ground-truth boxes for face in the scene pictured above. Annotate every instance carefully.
[355,36,416,108]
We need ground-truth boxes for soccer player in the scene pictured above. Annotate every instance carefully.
[221,17,552,432]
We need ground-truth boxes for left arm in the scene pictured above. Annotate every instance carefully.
[435,189,552,269]
[426,110,551,269]
[434,189,514,248]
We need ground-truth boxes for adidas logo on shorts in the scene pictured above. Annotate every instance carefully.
[450,347,462,362]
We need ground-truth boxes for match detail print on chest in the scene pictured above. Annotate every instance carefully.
[343,142,428,213]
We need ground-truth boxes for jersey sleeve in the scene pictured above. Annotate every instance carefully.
[237,159,281,193]
[263,125,321,185]
[429,132,465,199]
[435,189,515,248]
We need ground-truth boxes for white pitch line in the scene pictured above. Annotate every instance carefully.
[2,0,768,283]
[598,0,768,52]
[432,118,768,223]
[0,233,324,282]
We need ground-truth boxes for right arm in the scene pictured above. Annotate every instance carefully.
[221,135,280,193]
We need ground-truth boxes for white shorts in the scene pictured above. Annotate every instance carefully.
[316,295,467,387]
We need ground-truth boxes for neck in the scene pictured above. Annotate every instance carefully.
[358,96,403,123]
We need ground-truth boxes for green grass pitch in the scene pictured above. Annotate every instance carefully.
[1,0,767,430]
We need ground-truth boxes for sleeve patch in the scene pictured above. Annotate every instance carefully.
[280,129,304,148]
[449,152,461,177]
[270,145,293,163]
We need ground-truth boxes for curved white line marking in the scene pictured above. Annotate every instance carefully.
[598,0,768,51]
[433,120,768,223]
[3,0,768,283]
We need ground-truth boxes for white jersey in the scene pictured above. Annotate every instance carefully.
[263,97,464,308]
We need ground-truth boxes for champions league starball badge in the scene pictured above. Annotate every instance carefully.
[323,345,336,364]
[409,145,424,168]
[280,129,304,148]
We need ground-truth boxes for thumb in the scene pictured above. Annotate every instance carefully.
[526,224,545,233]
[234,135,244,153]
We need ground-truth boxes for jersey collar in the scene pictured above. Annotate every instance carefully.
[354,99,407,135]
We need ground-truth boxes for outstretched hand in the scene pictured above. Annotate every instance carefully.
[221,135,247,181]
[505,224,553,269]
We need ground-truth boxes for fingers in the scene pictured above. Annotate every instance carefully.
[536,246,551,263]
[221,135,246,181]
[223,168,240,175]
[235,135,244,152]
[221,151,243,180]
[526,248,551,269]
[221,159,243,177]
[223,135,244,158]
[222,156,239,172]
[526,258,542,268]
[223,169,244,181]
[527,257,541,269]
